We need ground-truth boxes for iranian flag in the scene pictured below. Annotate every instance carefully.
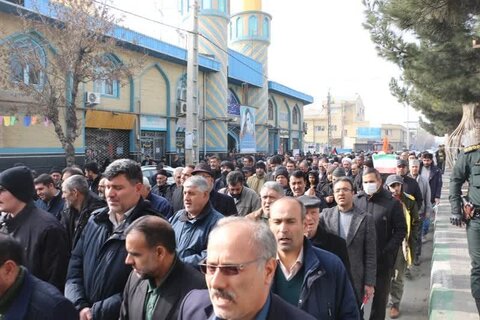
[372,154,397,174]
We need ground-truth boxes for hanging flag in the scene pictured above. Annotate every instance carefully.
[4,116,10,126]
[24,115,31,127]
[10,116,16,126]
[31,115,38,125]
[44,117,50,127]
[0,116,3,126]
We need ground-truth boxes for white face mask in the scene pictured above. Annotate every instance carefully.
[363,182,378,195]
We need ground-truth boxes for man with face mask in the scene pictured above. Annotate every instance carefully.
[354,168,407,320]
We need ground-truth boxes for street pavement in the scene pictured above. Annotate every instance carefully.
[362,206,433,319]
[429,172,478,319]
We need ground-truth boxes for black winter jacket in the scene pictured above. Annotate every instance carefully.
[0,202,69,291]
[60,193,106,250]
[65,198,159,320]
[354,188,407,271]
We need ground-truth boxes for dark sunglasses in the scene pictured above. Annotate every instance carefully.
[198,258,262,276]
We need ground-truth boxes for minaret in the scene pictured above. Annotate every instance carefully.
[180,0,230,157]
[229,0,271,153]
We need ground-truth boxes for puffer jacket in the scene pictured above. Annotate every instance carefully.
[170,202,223,267]
[354,188,407,271]
[65,198,159,320]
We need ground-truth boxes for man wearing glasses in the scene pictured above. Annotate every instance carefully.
[320,177,377,311]
[178,217,315,320]
[269,197,360,319]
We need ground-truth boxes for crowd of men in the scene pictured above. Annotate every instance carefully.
[0,149,444,320]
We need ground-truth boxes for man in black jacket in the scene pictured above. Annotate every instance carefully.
[298,195,351,274]
[65,159,160,320]
[0,166,69,292]
[0,234,77,320]
[191,163,238,217]
[354,168,407,320]
[396,159,423,210]
[61,174,105,249]
[120,215,206,320]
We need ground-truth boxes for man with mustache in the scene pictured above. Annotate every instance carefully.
[178,217,315,320]
[219,171,260,216]
[120,215,206,320]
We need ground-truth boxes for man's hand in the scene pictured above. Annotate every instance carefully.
[364,285,375,301]
[80,307,92,320]
[435,198,441,206]
[450,214,464,227]
[325,195,334,203]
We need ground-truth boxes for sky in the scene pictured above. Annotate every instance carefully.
[110,0,421,128]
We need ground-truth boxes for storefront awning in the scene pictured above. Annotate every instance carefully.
[85,110,136,130]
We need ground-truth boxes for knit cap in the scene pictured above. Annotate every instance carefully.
[332,167,346,177]
[0,166,34,203]
[274,167,289,180]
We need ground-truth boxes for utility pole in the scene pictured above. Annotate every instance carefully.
[327,90,332,153]
[185,0,199,165]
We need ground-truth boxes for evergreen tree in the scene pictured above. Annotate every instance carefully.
[363,0,480,136]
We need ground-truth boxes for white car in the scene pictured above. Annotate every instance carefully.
[141,165,175,185]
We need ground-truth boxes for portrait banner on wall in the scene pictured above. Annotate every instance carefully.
[239,105,256,153]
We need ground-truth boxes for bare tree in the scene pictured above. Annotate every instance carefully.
[0,0,141,166]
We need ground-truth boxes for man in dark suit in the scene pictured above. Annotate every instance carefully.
[177,217,315,320]
[120,215,206,320]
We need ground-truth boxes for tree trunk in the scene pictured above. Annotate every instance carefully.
[65,141,76,167]
[446,103,479,169]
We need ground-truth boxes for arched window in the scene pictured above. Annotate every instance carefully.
[263,17,269,37]
[94,54,120,97]
[268,100,274,121]
[10,36,46,86]
[218,0,226,13]
[248,15,258,36]
[235,17,243,38]
[203,0,211,10]
[292,106,299,124]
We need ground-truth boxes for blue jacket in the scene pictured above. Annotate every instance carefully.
[3,268,77,320]
[146,192,173,218]
[170,202,224,267]
[34,191,64,220]
[272,239,360,320]
[65,198,159,320]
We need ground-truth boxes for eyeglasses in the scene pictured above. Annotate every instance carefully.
[198,258,262,276]
[333,188,352,194]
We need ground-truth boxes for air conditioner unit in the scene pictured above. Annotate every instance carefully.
[178,101,187,116]
[85,92,101,106]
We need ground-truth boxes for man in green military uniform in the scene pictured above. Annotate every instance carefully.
[450,143,480,313]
